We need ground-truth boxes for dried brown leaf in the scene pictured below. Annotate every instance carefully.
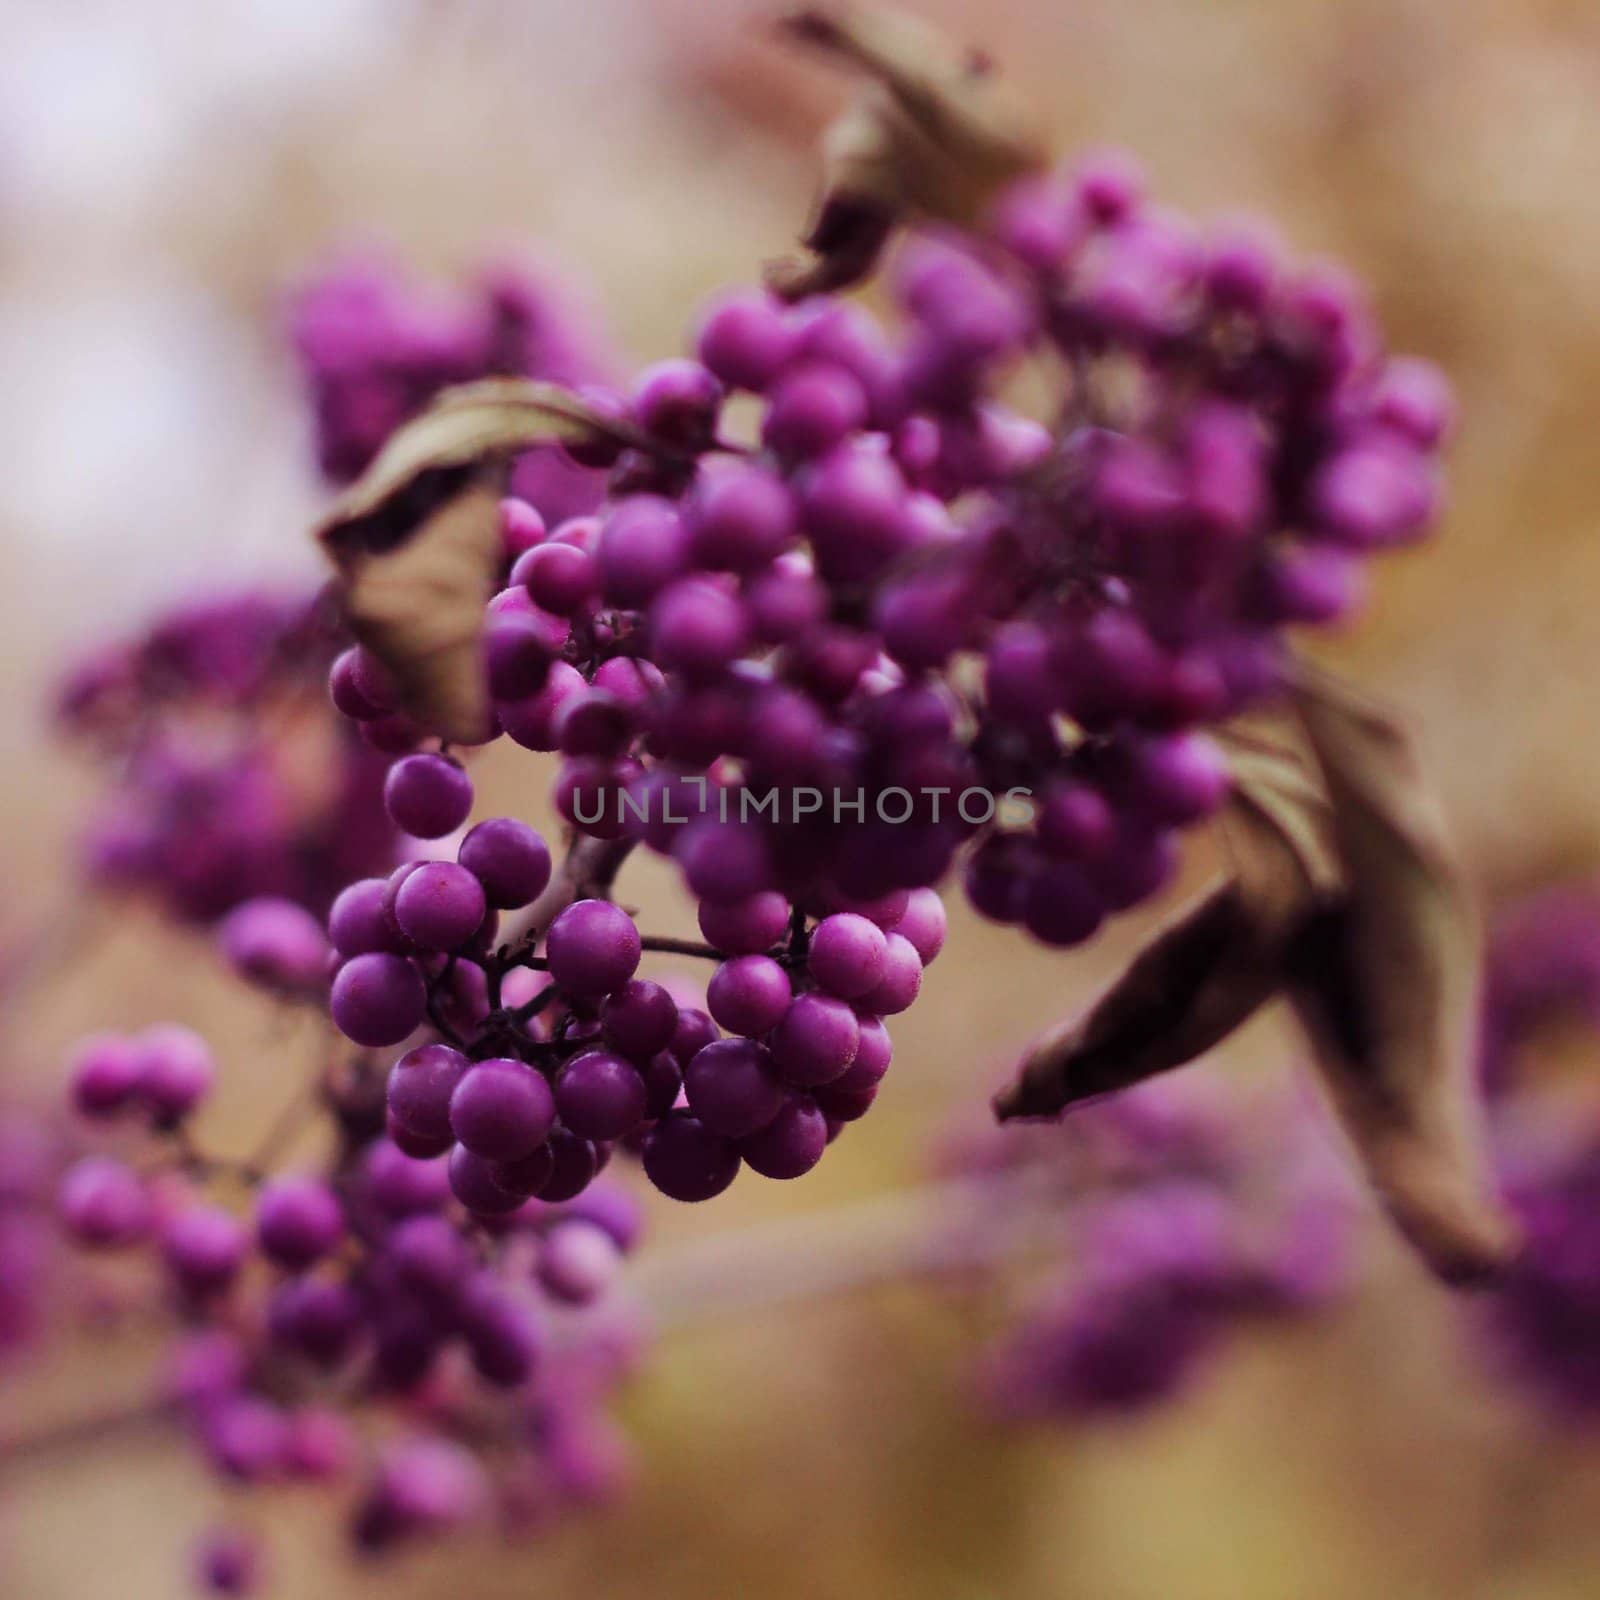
[315,378,639,557]
[1287,665,1517,1282]
[993,880,1289,1120]
[995,731,1344,1122]
[769,6,1046,299]
[314,380,639,743]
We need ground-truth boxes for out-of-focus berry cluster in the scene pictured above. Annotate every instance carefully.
[58,1021,643,1593]
[940,1071,1355,1417]
[1475,885,1600,1420]
[290,254,616,523]
[54,591,397,922]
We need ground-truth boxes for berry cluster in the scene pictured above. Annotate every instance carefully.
[314,742,945,1208]
[327,148,1449,965]
[58,1017,643,1589]
[290,254,615,522]
[1474,886,1600,1418]
[54,590,396,922]
[941,1071,1354,1416]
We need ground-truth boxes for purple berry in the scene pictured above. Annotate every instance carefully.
[449,1060,556,1162]
[392,861,487,952]
[858,932,923,1015]
[889,889,946,965]
[642,1112,741,1202]
[68,1034,140,1119]
[220,898,330,993]
[545,900,641,996]
[682,1038,785,1138]
[597,496,692,607]
[485,612,552,702]
[770,993,860,1088]
[807,913,888,1000]
[328,877,402,957]
[739,1098,828,1179]
[632,358,723,448]
[536,1219,621,1305]
[447,1144,524,1217]
[698,893,789,955]
[163,1205,248,1298]
[255,1177,343,1271]
[707,955,792,1038]
[696,290,797,391]
[457,817,552,909]
[689,464,797,572]
[600,980,679,1060]
[330,953,427,1047]
[134,1024,216,1121]
[59,1156,149,1247]
[538,1129,601,1202]
[555,1051,648,1141]
[384,754,473,839]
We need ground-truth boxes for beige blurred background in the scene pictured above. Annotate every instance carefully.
[3,1,1600,1595]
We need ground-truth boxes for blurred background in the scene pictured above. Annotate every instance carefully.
[3,1,1600,1595]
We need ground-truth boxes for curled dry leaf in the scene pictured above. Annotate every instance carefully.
[995,684,1515,1285]
[1286,667,1517,1283]
[768,5,1046,299]
[993,882,1288,1121]
[314,379,642,743]
[995,739,1334,1122]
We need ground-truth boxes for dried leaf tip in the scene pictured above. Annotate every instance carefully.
[769,6,1046,300]
[1286,669,1518,1284]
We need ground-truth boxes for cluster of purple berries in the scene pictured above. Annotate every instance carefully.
[54,590,397,922]
[944,1071,1355,1417]
[1474,886,1600,1417]
[290,254,615,523]
[325,148,1450,959]
[57,1008,643,1591]
[315,743,945,1207]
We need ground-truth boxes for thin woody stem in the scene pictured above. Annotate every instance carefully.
[638,936,724,961]
[0,1399,171,1476]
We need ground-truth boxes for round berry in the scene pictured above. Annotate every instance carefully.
[770,993,860,1087]
[448,1060,556,1162]
[555,1051,649,1141]
[330,953,427,1047]
[255,1177,343,1271]
[807,913,888,1000]
[384,754,473,839]
[739,1098,828,1180]
[545,900,641,996]
[706,955,792,1038]
[682,1038,785,1138]
[642,1112,741,1202]
[600,980,680,1060]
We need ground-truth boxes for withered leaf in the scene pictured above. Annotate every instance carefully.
[769,6,1046,300]
[994,737,1332,1122]
[1287,666,1517,1283]
[993,881,1287,1120]
[315,379,640,743]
